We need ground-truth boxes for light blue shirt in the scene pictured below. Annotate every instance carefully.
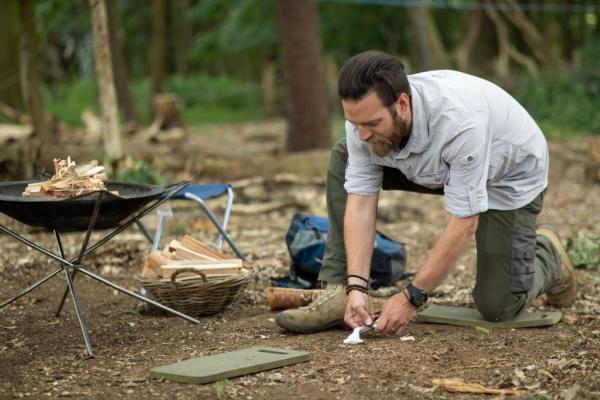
[344,70,549,217]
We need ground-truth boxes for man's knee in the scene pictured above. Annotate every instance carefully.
[472,290,525,322]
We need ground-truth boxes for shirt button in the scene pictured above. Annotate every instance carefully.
[469,185,475,191]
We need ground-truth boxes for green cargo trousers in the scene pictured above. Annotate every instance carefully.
[318,139,562,322]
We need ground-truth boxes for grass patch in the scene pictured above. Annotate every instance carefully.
[566,231,600,270]
[41,73,264,128]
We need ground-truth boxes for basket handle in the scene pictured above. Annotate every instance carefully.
[170,268,208,290]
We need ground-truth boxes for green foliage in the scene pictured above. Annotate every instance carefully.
[566,231,600,270]
[42,73,263,128]
[114,159,165,186]
[41,80,98,127]
[514,41,600,138]
[214,379,233,399]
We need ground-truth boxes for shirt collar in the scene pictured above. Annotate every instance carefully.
[394,82,429,160]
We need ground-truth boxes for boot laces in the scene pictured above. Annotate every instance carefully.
[304,283,343,311]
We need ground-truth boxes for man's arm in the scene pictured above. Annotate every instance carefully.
[376,213,478,335]
[343,192,379,329]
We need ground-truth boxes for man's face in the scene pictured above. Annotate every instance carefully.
[342,91,411,157]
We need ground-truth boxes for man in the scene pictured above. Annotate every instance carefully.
[276,50,577,335]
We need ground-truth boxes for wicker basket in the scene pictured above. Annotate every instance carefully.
[141,266,255,316]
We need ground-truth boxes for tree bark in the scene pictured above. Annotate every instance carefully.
[407,4,451,71]
[173,0,192,76]
[261,58,277,118]
[90,0,122,158]
[106,0,139,126]
[485,4,538,83]
[275,0,331,152]
[150,0,168,97]
[0,1,24,110]
[455,10,482,72]
[18,0,49,144]
[500,0,563,69]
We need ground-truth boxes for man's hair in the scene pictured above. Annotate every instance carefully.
[338,50,410,107]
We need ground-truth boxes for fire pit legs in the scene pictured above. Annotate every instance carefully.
[55,192,104,318]
[0,267,63,309]
[0,181,201,356]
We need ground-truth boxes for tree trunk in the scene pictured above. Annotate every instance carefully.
[275,0,331,152]
[106,0,139,126]
[173,0,192,76]
[18,0,49,144]
[455,10,482,72]
[150,0,168,97]
[325,55,342,117]
[90,0,122,158]
[0,1,24,110]
[500,0,563,69]
[261,58,277,118]
[407,4,451,71]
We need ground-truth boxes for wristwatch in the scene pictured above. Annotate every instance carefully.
[405,283,429,308]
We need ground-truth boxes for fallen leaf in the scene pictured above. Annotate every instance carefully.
[562,314,577,324]
[432,378,522,396]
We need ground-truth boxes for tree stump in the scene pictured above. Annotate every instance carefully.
[152,93,185,130]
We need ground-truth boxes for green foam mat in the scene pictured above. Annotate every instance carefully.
[415,305,562,329]
[150,346,311,384]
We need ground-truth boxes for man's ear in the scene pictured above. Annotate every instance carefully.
[397,93,410,114]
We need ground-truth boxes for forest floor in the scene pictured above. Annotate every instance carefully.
[1,120,599,399]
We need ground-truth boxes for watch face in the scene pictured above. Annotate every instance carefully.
[413,292,428,307]
[408,284,428,307]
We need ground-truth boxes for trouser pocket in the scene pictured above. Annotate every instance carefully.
[510,228,536,293]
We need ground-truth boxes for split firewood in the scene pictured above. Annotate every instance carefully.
[142,235,246,281]
[181,235,231,260]
[22,157,115,198]
[266,287,324,310]
[168,239,218,261]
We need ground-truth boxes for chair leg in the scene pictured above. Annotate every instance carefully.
[151,213,168,252]
[185,193,246,260]
[216,187,235,250]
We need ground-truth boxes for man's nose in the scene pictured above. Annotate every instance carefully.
[357,125,373,141]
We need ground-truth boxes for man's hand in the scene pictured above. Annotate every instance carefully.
[344,290,373,329]
[376,291,417,336]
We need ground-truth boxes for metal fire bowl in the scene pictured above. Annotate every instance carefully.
[0,181,165,231]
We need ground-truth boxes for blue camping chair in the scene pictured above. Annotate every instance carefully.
[138,183,245,260]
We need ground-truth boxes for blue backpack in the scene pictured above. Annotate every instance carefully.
[277,213,407,289]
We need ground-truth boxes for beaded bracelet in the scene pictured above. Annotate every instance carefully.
[345,284,368,295]
[346,274,369,284]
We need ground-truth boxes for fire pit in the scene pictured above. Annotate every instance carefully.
[0,181,164,231]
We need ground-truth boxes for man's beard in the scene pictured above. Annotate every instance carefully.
[367,111,410,157]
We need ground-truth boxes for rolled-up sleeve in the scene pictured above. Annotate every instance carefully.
[443,113,491,217]
[343,121,383,195]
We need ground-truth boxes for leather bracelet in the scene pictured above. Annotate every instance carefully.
[345,284,368,295]
[347,274,369,284]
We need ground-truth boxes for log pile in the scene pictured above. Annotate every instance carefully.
[22,157,111,198]
[142,234,245,281]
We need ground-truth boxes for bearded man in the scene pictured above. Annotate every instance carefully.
[276,50,577,335]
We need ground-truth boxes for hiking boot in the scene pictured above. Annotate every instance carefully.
[537,224,578,307]
[275,283,387,333]
[275,283,347,333]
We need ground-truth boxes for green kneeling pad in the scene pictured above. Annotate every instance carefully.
[150,347,311,384]
[415,305,562,329]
